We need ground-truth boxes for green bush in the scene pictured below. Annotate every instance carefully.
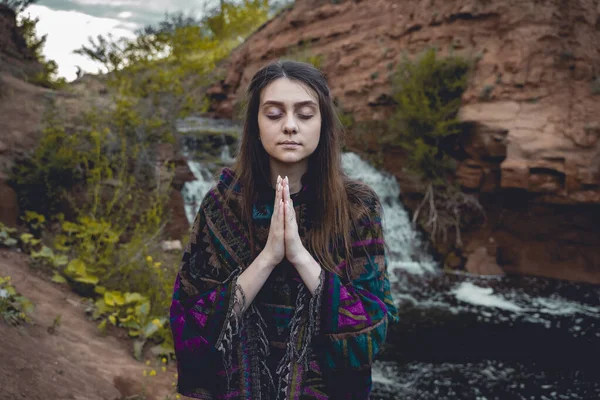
[0,223,18,247]
[382,48,485,248]
[384,48,470,184]
[10,108,86,216]
[0,275,34,326]
[17,12,66,89]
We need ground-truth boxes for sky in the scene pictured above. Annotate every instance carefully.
[25,0,220,81]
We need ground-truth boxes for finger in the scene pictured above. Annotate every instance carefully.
[284,179,290,203]
[279,199,284,225]
[287,199,295,222]
[274,179,282,220]
[276,175,281,202]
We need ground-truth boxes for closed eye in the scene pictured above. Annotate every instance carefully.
[298,114,314,120]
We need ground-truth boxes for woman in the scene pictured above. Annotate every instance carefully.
[170,60,398,399]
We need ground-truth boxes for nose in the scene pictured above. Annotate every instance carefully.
[283,113,298,134]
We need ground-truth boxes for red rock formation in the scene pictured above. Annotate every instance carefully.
[209,0,600,283]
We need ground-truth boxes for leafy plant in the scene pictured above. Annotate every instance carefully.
[0,276,34,326]
[384,47,470,183]
[91,288,169,360]
[383,48,485,247]
[10,108,86,216]
[0,223,18,248]
[16,11,66,88]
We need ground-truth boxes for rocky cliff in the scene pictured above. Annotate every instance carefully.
[0,4,48,227]
[0,4,40,77]
[208,0,600,283]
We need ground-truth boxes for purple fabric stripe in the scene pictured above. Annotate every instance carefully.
[304,387,329,400]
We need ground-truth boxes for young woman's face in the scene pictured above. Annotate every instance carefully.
[258,78,321,167]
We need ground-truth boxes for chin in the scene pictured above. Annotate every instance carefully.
[271,153,307,164]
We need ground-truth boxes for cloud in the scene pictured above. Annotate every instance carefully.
[28,0,223,81]
[38,0,218,25]
[117,11,133,18]
[25,5,138,81]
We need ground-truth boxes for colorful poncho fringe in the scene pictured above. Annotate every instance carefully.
[169,168,398,399]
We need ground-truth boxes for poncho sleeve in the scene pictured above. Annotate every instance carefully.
[318,194,399,371]
[169,199,244,397]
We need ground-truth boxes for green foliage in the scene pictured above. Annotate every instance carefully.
[0,275,34,326]
[0,223,18,247]
[10,0,271,360]
[73,1,271,146]
[384,48,470,184]
[12,101,175,354]
[380,48,485,248]
[16,13,66,88]
[10,109,86,216]
[92,285,170,360]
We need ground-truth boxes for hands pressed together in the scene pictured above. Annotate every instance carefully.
[263,175,308,267]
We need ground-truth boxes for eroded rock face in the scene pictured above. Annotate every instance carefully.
[0,6,47,227]
[0,5,41,78]
[209,0,600,282]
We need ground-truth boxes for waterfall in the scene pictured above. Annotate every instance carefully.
[340,153,438,278]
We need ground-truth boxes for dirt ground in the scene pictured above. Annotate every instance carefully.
[0,249,180,400]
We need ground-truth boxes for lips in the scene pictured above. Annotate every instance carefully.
[280,141,300,145]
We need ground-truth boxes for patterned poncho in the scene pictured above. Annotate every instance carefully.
[169,168,398,399]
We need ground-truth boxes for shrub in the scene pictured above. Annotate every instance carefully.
[10,108,86,216]
[383,48,485,247]
[17,12,66,89]
[384,47,470,184]
[0,223,18,247]
[0,275,34,326]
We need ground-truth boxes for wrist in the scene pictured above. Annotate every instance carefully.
[258,250,278,270]
[291,248,312,269]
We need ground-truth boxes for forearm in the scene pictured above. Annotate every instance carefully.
[292,249,323,296]
[234,251,276,315]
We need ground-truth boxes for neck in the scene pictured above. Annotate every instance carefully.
[268,159,307,195]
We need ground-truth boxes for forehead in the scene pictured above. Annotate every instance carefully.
[260,78,318,105]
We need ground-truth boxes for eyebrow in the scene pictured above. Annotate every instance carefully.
[261,100,318,108]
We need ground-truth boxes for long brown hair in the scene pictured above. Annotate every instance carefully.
[227,59,380,280]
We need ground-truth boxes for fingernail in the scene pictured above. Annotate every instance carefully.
[277,175,281,183]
